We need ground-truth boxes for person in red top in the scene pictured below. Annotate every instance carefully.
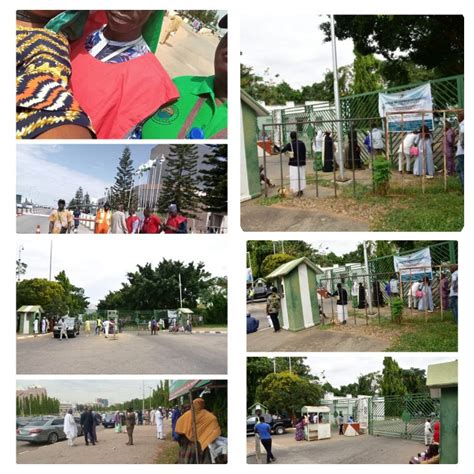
[433,420,440,444]
[140,207,162,234]
[126,208,141,234]
[163,204,188,234]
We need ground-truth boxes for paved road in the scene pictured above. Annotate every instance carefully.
[247,430,424,464]
[18,422,170,464]
[247,301,388,352]
[17,331,227,374]
[17,214,92,234]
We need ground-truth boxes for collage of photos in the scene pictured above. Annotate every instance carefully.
[11,4,464,470]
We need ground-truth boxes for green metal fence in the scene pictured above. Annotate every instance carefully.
[369,394,440,442]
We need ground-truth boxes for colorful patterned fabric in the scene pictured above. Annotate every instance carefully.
[16,26,93,139]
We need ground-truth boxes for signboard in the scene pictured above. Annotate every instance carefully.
[379,83,434,132]
[393,248,433,282]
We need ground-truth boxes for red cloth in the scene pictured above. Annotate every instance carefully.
[433,421,440,443]
[70,12,178,138]
[141,214,161,234]
[164,215,187,233]
[126,215,140,234]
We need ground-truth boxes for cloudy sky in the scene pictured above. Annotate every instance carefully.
[17,238,228,306]
[241,13,355,89]
[16,379,174,404]
[304,355,456,387]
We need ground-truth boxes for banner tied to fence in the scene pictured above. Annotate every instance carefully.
[379,83,434,132]
[393,248,433,282]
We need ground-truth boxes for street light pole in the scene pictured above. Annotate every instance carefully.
[363,241,373,313]
[330,14,344,180]
[178,274,183,309]
[17,245,24,282]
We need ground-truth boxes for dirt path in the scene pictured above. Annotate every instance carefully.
[17,422,170,464]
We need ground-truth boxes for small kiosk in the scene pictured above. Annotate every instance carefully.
[301,406,331,441]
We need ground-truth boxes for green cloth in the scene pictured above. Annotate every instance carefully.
[45,10,89,41]
[141,75,227,139]
[143,11,164,53]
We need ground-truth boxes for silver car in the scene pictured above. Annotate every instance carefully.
[16,416,83,444]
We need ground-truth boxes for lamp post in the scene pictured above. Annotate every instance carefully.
[17,245,24,282]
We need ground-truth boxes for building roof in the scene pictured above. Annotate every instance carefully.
[301,406,330,413]
[427,360,458,388]
[266,257,324,279]
[169,380,211,400]
[241,89,270,117]
[17,305,44,313]
[178,308,194,314]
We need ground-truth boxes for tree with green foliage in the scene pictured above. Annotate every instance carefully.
[110,147,136,210]
[68,186,84,209]
[179,10,218,27]
[17,394,60,416]
[257,371,323,418]
[54,270,89,316]
[381,357,407,397]
[352,52,384,94]
[84,192,91,210]
[157,145,201,218]
[16,259,27,280]
[261,253,294,277]
[402,368,428,394]
[199,277,227,325]
[17,278,68,318]
[199,145,228,214]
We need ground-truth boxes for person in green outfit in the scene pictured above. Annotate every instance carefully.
[136,14,228,139]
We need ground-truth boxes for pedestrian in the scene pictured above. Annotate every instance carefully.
[150,408,156,426]
[370,122,385,155]
[413,126,435,178]
[418,276,434,312]
[409,280,422,309]
[92,410,101,443]
[114,410,122,433]
[312,128,324,171]
[449,264,458,324]
[443,122,456,176]
[424,418,433,446]
[171,406,182,441]
[103,318,110,338]
[160,10,183,45]
[80,407,95,446]
[156,407,164,440]
[126,208,141,234]
[281,131,306,197]
[163,204,188,234]
[266,287,281,333]
[455,111,464,188]
[398,130,419,173]
[96,317,103,335]
[389,275,400,297]
[41,316,47,334]
[64,408,78,447]
[94,202,112,234]
[151,318,158,335]
[140,207,162,234]
[125,407,136,445]
[433,420,440,444]
[110,204,128,234]
[440,273,450,311]
[254,416,276,464]
[84,319,91,334]
[330,283,349,325]
[338,411,344,435]
[49,199,72,234]
[294,416,306,441]
[59,317,68,340]
[33,317,39,336]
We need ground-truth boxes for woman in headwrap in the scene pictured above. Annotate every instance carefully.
[69,11,179,138]
[16,10,94,139]
[175,398,221,464]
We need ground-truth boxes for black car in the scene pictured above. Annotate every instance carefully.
[246,415,292,435]
[53,317,80,338]
[102,413,116,428]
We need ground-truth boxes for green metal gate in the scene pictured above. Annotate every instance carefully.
[369,394,440,441]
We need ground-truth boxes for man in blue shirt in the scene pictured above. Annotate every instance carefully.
[254,417,276,463]
[246,313,259,334]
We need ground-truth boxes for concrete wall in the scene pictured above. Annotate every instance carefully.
[440,387,458,464]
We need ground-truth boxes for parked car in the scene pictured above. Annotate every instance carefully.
[53,317,80,338]
[16,416,83,444]
[102,413,116,428]
[246,415,292,435]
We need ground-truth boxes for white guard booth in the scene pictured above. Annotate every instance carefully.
[301,406,331,441]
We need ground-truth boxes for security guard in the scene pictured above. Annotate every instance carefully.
[94,202,112,234]
[139,14,227,139]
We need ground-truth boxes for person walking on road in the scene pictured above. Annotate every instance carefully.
[80,407,96,446]
[114,411,122,433]
[94,202,112,234]
[254,416,276,463]
[111,204,129,234]
[281,131,307,197]
[64,409,78,447]
[33,317,39,336]
[330,283,349,325]
[96,317,103,335]
[266,287,281,333]
[41,316,47,334]
[73,207,81,233]
[59,317,68,340]
[156,407,164,440]
[126,208,141,234]
[49,199,72,234]
[338,411,344,435]
[126,407,136,445]
[424,418,433,446]
[449,264,458,324]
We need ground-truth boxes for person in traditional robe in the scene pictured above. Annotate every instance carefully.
[41,316,47,334]
[33,317,39,336]
[322,131,335,172]
[372,281,385,307]
[64,409,78,446]
[358,283,367,309]
[156,407,165,440]
[413,126,435,178]
[312,129,324,171]
[171,406,182,441]
[418,277,434,312]
[329,283,348,325]
[346,126,363,169]
[440,273,450,311]
[281,131,307,196]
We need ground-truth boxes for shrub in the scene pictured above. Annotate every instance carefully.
[373,156,392,196]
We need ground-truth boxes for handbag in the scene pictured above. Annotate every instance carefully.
[410,145,419,157]
[415,290,424,298]
[285,141,294,160]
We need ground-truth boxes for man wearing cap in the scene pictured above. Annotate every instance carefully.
[70,10,179,138]
[139,14,228,139]
[163,204,188,234]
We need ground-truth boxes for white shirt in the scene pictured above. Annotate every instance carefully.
[456,121,464,156]
[410,282,420,296]
[64,413,78,438]
[449,271,458,297]
[424,421,432,434]
[313,130,323,152]
[399,132,417,154]
[371,128,384,149]
[389,279,399,294]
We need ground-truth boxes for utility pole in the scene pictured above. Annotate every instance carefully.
[142,380,145,413]
[363,241,373,313]
[273,358,276,373]
[178,274,183,309]
[288,357,292,373]
[17,245,24,282]
[330,14,344,180]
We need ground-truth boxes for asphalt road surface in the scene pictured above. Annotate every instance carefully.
[247,430,424,464]
[17,214,92,234]
[17,331,227,374]
[247,301,388,352]
[18,422,170,464]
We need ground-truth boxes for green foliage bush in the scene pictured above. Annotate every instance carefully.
[373,156,392,196]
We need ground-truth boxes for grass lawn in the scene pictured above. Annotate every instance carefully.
[154,434,179,464]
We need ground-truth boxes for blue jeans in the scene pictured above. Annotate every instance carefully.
[450,296,458,324]
[456,154,464,189]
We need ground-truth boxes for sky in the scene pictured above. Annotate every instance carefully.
[16,144,214,207]
[309,240,360,256]
[241,13,355,89]
[304,355,457,388]
[17,238,228,306]
[16,379,174,404]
